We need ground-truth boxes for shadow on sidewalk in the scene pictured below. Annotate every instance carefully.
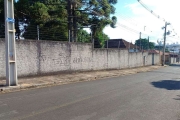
[151,80,180,90]
[0,80,6,88]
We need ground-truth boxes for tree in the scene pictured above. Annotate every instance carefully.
[73,0,117,43]
[0,0,115,42]
[95,32,109,48]
[19,0,68,40]
[0,0,3,15]
[0,0,5,38]
[77,29,91,43]
[155,45,163,51]
[135,38,155,50]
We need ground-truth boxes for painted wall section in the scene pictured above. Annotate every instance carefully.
[0,39,160,78]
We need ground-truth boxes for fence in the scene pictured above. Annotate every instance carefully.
[18,24,68,41]
[0,0,161,49]
[0,23,93,43]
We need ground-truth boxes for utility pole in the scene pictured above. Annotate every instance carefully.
[162,22,170,66]
[147,36,149,50]
[157,39,162,54]
[173,47,175,63]
[37,25,39,40]
[72,3,77,42]
[162,22,167,66]
[139,32,141,51]
[68,0,73,42]
[5,0,18,86]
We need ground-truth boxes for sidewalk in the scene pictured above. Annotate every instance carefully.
[0,65,163,93]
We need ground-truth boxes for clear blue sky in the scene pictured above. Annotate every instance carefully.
[114,0,134,16]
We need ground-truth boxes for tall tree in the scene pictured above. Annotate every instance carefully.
[21,0,68,40]
[0,0,5,38]
[72,0,117,44]
[1,0,116,42]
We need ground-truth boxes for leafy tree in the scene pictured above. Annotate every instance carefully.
[0,0,3,14]
[135,38,155,50]
[149,42,155,49]
[95,32,109,48]
[0,0,5,38]
[0,0,115,42]
[21,0,68,40]
[155,46,163,51]
[29,2,50,24]
[77,29,91,43]
[75,0,117,43]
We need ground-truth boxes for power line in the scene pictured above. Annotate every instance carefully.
[117,24,139,35]
[118,14,139,25]
[137,0,165,22]
[116,23,153,37]
[137,0,179,39]
[117,13,154,34]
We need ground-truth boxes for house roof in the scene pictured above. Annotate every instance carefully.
[105,39,139,49]
[148,50,160,54]
[148,49,169,55]
[122,39,138,49]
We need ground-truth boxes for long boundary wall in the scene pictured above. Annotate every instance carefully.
[0,39,160,78]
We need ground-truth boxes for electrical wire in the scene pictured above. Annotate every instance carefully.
[116,22,153,38]
[137,0,179,43]
[137,0,165,22]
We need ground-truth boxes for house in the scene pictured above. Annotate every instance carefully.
[104,39,139,52]
[148,50,179,64]
[169,53,179,63]
[148,49,161,54]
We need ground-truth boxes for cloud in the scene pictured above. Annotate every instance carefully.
[104,0,180,44]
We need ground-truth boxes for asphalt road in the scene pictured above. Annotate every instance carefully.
[0,65,180,120]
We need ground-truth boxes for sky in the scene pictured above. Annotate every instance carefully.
[103,0,180,44]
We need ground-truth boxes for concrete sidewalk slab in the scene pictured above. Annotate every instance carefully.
[0,65,163,93]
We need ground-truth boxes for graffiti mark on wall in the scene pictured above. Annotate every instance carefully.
[73,57,92,64]
[53,56,70,66]
[40,54,70,66]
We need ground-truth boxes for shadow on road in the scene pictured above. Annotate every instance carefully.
[151,80,180,90]
[149,71,179,75]
[169,64,180,67]
[174,95,180,100]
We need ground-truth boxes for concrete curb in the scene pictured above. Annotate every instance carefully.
[0,65,163,94]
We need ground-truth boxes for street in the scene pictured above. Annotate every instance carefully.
[0,65,180,120]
